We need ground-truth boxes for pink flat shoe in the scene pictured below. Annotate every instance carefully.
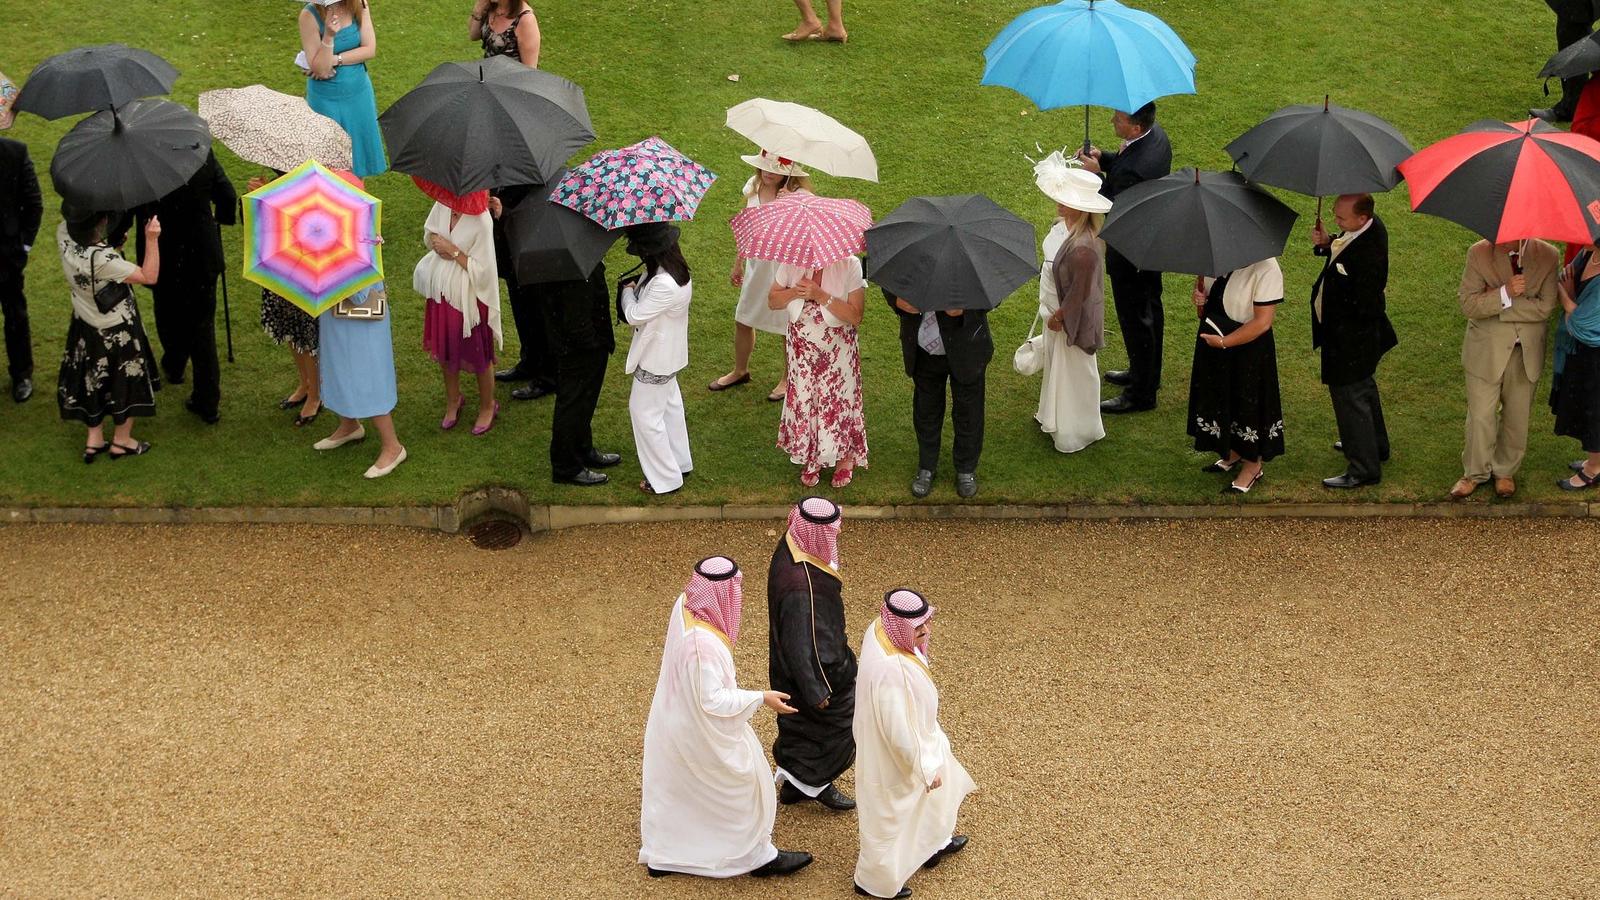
[800,468,821,487]
[441,398,464,431]
[471,401,500,436]
[831,466,854,488]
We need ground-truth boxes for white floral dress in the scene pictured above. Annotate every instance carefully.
[55,222,160,425]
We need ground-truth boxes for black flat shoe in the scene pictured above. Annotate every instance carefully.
[1201,458,1239,474]
[293,404,322,427]
[494,366,531,383]
[1104,368,1134,386]
[750,850,813,878]
[1557,467,1600,491]
[1100,395,1154,414]
[585,450,622,469]
[1323,473,1378,489]
[815,784,856,811]
[1222,470,1263,494]
[923,834,969,868]
[83,442,109,464]
[1570,459,1588,472]
[910,469,934,498]
[278,393,306,410]
[185,398,220,425]
[856,884,911,898]
[12,377,32,403]
[109,440,152,460]
[778,781,808,805]
[554,468,608,486]
[511,382,552,401]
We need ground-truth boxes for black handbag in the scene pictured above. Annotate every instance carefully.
[89,249,134,315]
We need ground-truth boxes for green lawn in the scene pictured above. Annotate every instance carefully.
[0,0,1584,508]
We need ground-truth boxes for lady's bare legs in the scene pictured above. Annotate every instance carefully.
[371,413,404,468]
[293,350,321,418]
[713,323,757,388]
[784,0,823,40]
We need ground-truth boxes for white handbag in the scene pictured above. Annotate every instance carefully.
[1012,310,1047,376]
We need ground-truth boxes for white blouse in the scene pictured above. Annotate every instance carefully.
[1202,257,1284,323]
[411,203,502,344]
[776,256,865,328]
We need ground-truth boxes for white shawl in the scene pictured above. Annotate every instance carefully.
[411,203,502,345]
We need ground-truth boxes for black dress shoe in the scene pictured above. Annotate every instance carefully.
[750,850,813,878]
[815,784,855,811]
[494,366,531,383]
[11,377,31,403]
[955,472,977,499]
[1322,473,1378,489]
[856,885,911,898]
[1531,106,1572,124]
[778,781,807,804]
[554,468,608,486]
[585,449,622,468]
[1104,368,1134,386]
[910,469,934,498]
[510,382,551,401]
[1100,395,1154,414]
[923,834,969,868]
[184,398,220,424]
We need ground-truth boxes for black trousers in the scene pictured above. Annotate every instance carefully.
[1105,247,1164,405]
[0,271,31,382]
[151,271,221,415]
[911,349,986,474]
[549,347,609,479]
[506,276,557,390]
[1556,17,1595,117]
[1330,375,1390,481]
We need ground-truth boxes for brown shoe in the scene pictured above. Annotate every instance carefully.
[1449,478,1479,500]
[1494,476,1516,498]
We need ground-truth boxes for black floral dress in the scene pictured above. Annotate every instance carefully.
[481,8,532,59]
[55,223,161,425]
[260,289,319,355]
[1186,271,1285,463]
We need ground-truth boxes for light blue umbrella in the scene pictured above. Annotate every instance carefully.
[982,0,1197,148]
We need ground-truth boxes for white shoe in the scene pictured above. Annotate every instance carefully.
[363,446,406,479]
[313,425,366,451]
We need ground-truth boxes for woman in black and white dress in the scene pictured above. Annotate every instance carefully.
[1187,256,1286,493]
[55,207,163,461]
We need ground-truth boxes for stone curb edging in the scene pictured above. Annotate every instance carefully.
[5,492,1598,534]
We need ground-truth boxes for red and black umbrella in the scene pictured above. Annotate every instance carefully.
[1398,118,1600,244]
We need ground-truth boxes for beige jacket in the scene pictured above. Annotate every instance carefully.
[1458,239,1559,383]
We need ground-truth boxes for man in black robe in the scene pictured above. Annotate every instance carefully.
[767,496,857,811]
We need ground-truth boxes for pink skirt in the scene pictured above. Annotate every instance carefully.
[422,297,496,374]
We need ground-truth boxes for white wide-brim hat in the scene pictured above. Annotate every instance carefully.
[741,149,809,178]
[1035,154,1112,214]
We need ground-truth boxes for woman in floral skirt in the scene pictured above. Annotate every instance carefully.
[768,253,868,487]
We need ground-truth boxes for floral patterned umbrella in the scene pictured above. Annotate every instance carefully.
[730,189,872,269]
[550,136,716,229]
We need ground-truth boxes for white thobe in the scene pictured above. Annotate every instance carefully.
[639,597,779,877]
[852,619,976,898]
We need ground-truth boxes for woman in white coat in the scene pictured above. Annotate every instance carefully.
[620,223,694,494]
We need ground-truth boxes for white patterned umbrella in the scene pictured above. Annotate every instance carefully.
[199,85,352,173]
[725,98,878,182]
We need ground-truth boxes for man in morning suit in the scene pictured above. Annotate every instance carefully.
[544,264,622,485]
[0,75,42,403]
[1078,101,1172,414]
[1310,194,1399,489]
[1534,0,1600,123]
[883,286,993,499]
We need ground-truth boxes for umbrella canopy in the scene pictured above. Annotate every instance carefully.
[551,136,716,230]
[981,0,1196,115]
[200,85,352,173]
[50,99,209,211]
[379,56,594,194]
[505,171,622,284]
[731,190,873,270]
[1541,31,1600,81]
[242,160,384,316]
[1398,118,1600,245]
[864,194,1038,312]
[1101,168,1298,276]
[1224,98,1414,197]
[725,98,879,182]
[14,44,178,121]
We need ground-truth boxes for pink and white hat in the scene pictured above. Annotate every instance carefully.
[787,496,841,569]
[881,588,935,655]
[684,556,744,643]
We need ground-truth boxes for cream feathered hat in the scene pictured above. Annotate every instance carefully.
[1033,150,1112,214]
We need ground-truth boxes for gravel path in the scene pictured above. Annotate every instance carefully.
[2,519,1597,899]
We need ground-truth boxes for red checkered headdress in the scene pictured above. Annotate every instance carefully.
[787,497,841,568]
[684,556,744,644]
[881,588,935,655]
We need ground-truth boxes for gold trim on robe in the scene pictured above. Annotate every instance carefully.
[785,531,844,583]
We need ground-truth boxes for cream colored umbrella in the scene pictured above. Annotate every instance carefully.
[199,84,352,173]
[725,98,878,182]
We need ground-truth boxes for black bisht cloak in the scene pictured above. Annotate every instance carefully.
[766,532,857,787]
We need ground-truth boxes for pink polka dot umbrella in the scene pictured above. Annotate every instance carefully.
[730,189,873,269]
[242,159,384,316]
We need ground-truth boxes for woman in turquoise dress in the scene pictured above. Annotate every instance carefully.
[299,0,387,178]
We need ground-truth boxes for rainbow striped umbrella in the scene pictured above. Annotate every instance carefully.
[241,159,383,316]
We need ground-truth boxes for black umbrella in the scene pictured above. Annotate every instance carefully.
[505,170,622,284]
[1101,169,1299,277]
[864,194,1037,312]
[380,56,594,194]
[1541,31,1600,82]
[14,44,178,121]
[50,99,209,211]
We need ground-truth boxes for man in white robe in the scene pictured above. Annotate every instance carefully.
[640,556,814,880]
[852,589,974,898]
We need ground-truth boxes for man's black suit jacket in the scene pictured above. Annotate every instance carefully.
[0,137,43,278]
[136,150,237,279]
[1095,122,1173,202]
[882,287,993,383]
[1309,215,1398,387]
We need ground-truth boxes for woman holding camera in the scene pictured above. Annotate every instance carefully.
[300,0,387,178]
[55,206,162,461]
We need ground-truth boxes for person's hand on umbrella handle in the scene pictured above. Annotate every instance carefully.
[1311,221,1330,248]
[1508,273,1527,297]
[763,690,797,714]
[486,196,503,219]
[144,216,162,239]
[797,278,818,302]
[1192,286,1207,313]
[1076,152,1101,175]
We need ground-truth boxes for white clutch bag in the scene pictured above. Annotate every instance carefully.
[1012,311,1047,376]
[294,50,310,74]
